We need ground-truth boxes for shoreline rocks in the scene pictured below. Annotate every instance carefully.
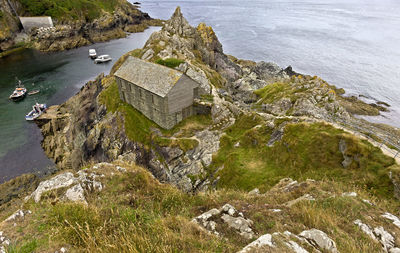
[0,0,161,53]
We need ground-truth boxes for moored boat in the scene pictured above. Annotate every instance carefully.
[9,86,27,101]
[25,103,47,121]
[94,54,112,64]
[28,90,40,95]
[89,49,97,59]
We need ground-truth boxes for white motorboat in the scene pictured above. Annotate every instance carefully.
[9,84,27,101]
[89,49,97,59]
[94,55,112,64]
[25,103,47,121]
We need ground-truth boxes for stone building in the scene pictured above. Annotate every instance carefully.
[114,56,199,129]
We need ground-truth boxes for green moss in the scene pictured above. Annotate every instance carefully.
[210,117,395,198]
[8,239,39,253]
[155,138,199,153]
[254,81,303,104]
[155,58,185,69]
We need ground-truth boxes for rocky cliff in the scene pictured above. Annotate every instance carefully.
[0,0,21,51]
[0,0,161,53]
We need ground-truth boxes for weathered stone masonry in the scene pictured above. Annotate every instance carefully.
[115,56,199,129]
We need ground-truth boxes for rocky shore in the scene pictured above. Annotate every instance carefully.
[0,0,162,53]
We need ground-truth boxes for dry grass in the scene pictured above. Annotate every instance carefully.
[1,162,400,252]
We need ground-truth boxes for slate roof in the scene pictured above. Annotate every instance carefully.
[114,56,183,97]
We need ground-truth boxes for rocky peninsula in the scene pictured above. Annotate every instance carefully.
[1,7,400,253]
[0,0,162,54]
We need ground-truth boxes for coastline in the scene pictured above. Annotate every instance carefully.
[0,0,163,57]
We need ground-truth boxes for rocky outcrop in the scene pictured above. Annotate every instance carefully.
[0,0,21,51]
[238,234,274,252]
[36,75,152,172]
[299,229,338,253]
[192,203,255,239]
[0,0,159,53]
[24,162,129,204]
[30,3,156,52]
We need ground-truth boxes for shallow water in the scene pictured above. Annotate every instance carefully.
[138,0,400,127]
[0,27,160,182]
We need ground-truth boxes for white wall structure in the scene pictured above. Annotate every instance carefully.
[19,17,54,32]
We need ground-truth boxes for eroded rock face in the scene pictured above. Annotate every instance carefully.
[162,129,222,192]
[37,75,146,171]
[0,0,22,52]
[192,203,255,239]
[257,75,351,122]
[30,3,153,52]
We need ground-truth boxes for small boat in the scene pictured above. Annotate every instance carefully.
[25,103,47,121]
[9,85,27,101]
[28,90,40,95]
[89,49,97,59]
[94,54,112,64]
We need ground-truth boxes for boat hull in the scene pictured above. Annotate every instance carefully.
[10,94,26,101]
[25,104,47,121]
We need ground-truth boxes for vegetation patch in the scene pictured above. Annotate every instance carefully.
[155,58,185,68]
[254,81,303,104]
[18,0,123,21]
[155,138,199,153]
[209,116,395,198]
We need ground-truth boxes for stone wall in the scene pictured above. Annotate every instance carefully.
[19,16,53,32]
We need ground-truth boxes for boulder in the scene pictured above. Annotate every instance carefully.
[299,229,338,253]
[374,226,396,252]
[354,220,377,242]
[29,172,77,202]
[238,234,274,253]
[65,184,87,205]
[192,203,254,239]
[248,188,260,195]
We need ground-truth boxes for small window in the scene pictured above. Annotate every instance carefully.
[139,89,142,98]
[152,95,155,104]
